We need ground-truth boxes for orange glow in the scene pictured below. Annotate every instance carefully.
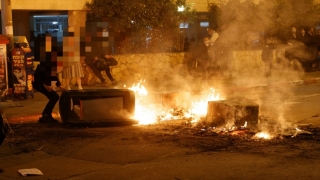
[254,132,273,139]
[129,80,148,96]
[129,81,222,125]
[190,88,222,123]
[128,80,158,125]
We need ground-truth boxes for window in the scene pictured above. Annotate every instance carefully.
[200,22,209,27]
[180,23,189,28]
[32,15,68,34]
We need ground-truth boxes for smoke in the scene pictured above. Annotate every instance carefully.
[125,0,317,130]
[213,0,313,132]
[199,0,316,131]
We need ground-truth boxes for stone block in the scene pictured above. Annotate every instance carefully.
[59,89,136,126]
[206,98,259,128]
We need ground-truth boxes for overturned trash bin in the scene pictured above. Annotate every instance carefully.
[206,98,259,128]
[59,89,137,127]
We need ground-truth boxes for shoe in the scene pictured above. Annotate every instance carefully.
[38,115,59,123]
[66,86,71,90]
[78,86,83,90]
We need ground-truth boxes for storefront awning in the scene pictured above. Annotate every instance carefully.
[0,35,9,44]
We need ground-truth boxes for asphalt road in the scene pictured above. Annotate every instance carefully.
[1,76,320,180]
[242,83,320,125]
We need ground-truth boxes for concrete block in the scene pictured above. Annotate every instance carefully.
[59,89,136,126]
[206,98,259,128]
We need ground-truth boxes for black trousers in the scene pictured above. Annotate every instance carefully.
[85,58,106,83]
[37,85,60,116]
[102,66,115,82]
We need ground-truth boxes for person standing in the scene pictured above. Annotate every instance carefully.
[304,27,318,69]
[207,27,219,46]
[285,26,303,61]
[206,27,220,74]
[315,29,320,67]
[297,27,308,45]
[60,27,84,90]
[287,26,298,43]
[261,35,275,77]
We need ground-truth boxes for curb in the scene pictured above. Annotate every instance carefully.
[7,112,60,124]
[2,77,320,124]
[290,78,320,85]
[221,77,320,94]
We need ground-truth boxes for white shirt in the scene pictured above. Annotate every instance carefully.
[209,32,219,45]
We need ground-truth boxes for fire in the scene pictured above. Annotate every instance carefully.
[134,104,158,125]
[128,80,222,125]
[254,132,273,139]
[128,80,148,96]
[128,80,158,125]
[190,88,222,123]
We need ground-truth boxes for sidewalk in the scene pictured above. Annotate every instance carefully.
[1,70,320,125]
[2,71,320,180]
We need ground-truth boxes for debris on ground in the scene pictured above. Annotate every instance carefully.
[18,168,43,176]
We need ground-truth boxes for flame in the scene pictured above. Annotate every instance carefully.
[241,121,247,129]
[128,80,157,125]
[129,80,148,96]
[190,88,222,123]
[254,132,273,139]
[134,104,158,125]
[128,80,222,125]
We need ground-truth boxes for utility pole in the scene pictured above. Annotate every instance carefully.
[1,0,13,90]
[1,0,14,53]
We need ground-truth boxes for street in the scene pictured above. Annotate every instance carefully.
[0,80,320,180]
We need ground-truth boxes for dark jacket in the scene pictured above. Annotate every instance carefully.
[93,57,118,71]
[32,64,61,91]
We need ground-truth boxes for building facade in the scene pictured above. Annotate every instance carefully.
[0,0,213,47]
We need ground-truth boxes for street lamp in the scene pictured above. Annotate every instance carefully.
[178,5,185,12]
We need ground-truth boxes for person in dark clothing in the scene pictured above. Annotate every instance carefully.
[84,56,107,85]
[261,36,275,77]
[32,64,66,123]
[285,26,306,63]
[99,54,118,83]
[85,54,118,85]
[185,37,212,78]
[304,27,319,69]
[297,27,308,45]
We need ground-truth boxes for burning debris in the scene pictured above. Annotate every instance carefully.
[188,119,314,141]
[128,80,222,125]
[157,108,192,121]
[126,79,315,142]
[206,98,259,128]
[253,132,273,140]
[291,128,313,138]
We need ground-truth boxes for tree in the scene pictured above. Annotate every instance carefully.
[270,0,320,37]
[216,0,270,49]
[207,3,221,30]
[85,0,196,53]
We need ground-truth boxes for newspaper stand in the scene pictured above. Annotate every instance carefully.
[11,43,34,99]
[0,35,9,98]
